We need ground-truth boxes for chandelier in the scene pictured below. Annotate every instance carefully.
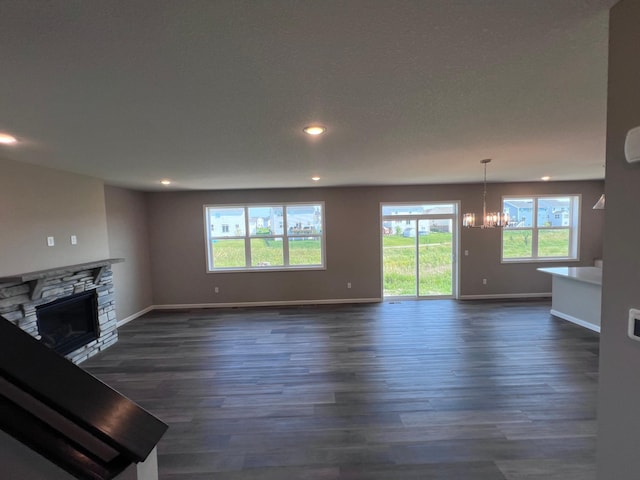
[463,159,509,228]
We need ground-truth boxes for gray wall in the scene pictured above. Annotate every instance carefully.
[597,0,640,477]
[148,187,380,305]
[0,157,110,276]
[461,181,604,296]
[147,180,604,305]
[104,185,153,321]
[0,429,75,480]
[0,155,604,313]
[0,158,154,323]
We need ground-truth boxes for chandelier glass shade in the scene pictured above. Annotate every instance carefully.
[463,159,510,228]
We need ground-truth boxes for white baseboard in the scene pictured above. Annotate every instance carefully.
[117,306,154,327]
[550,309,601,333]
[153,298,382,310]
[459,293,552,300]
[117,299,380,326]
[119,295,552,325]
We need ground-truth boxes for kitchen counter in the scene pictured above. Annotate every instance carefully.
[538,266,602,332]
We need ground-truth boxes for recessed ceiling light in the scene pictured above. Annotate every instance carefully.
[541,176,551,181]
[160,179,172,185]
[311,176,321,182]
[303,125,326,136]
[0,133,17,145]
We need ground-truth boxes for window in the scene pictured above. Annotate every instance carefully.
[502,195,580,262]
[204,203,324,271]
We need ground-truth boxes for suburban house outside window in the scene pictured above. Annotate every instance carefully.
[204,203,325,271]
[501,195,580,262]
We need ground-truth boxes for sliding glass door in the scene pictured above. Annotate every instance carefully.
[381,204,457,298]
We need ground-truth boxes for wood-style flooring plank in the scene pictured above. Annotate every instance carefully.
[82,299,599,479]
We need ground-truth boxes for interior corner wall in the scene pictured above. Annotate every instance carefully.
[104,185,154,321]
[0,157,110,276]
[146,180,603,306]
[596,0,640,477]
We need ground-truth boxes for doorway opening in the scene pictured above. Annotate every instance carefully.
[381,202,458,298]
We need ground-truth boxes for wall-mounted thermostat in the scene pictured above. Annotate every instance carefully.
[628,309,640,341]
[625,126,640,163]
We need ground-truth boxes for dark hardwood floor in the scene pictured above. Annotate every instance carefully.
[82,299,599,480]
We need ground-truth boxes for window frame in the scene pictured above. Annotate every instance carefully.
[501,194,581,263]
[204,202,325,272]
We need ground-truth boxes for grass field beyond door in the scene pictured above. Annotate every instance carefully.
[383,232,453,296]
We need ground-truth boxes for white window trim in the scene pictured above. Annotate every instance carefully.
[204,202,326,272]
[501,194,581,263]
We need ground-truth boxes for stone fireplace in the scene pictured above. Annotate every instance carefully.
[0,259,123,364]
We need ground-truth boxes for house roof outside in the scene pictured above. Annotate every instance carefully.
[504,199,571,210]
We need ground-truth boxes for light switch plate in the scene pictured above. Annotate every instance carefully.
[47,236,55,247]
[627,308,640,341]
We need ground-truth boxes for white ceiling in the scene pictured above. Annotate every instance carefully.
[0,0,614,191]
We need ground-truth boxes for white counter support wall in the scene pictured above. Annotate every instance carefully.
[538,267,602,333]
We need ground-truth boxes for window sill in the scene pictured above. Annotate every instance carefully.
[501,257,579,264]
[207,265,326,273]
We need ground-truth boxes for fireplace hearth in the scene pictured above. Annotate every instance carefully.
[36,291,99,355]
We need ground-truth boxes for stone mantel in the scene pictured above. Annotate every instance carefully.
[0,258,124,283]
[0,258,124,300]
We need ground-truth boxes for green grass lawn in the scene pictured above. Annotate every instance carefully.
[212,238,322,268]
[214,233,453,296]
[213,228,569,296]
[383,232,453,296]
[502,229,569,258]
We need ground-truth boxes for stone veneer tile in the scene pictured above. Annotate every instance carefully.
[0,264,118,364]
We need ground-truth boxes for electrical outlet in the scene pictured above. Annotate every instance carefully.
[464,250,469,256]
[214,286,219,294]
[47,236,55,247]
[70,235,78,245]
[482,278,487,285]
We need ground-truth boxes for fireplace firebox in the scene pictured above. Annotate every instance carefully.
[36,291,99,356]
